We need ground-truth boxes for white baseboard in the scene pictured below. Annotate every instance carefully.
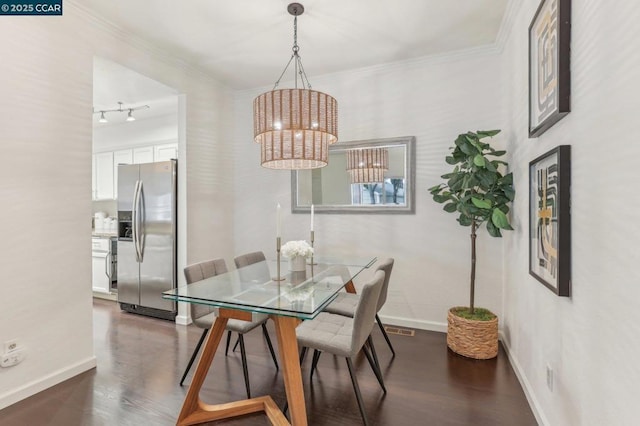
[0,356,97,410]
[498,332,547,426]
[378,314,448,333]
[175,314,191,326]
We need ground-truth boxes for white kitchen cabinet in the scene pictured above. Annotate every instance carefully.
[93,144,178,200]
[94,151,115,200]
[113,149,133,198]
[92,238,112,294]
[154,143,178,162]
[133,146,154,164]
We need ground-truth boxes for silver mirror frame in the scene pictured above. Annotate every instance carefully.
[291,136,416,214]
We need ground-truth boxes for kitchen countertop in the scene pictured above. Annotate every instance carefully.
[92,232,118,238]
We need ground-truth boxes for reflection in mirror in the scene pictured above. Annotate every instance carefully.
[292,136,415,214]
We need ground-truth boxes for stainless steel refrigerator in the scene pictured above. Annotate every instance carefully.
[117,160,177,320]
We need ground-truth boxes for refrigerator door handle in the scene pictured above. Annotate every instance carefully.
[138,181,145,262]
[132,180,142,262]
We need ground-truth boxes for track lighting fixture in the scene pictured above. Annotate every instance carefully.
[94,101,149,123]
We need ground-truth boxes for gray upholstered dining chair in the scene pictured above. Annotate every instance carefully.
[233,251,267,268]
[180,258,279,399]
[307,258,395,380]
[295,270,387,426]
[325,258,396,355]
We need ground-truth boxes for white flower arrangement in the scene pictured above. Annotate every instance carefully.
[281,240,314,259]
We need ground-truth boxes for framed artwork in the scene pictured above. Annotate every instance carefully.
[529,145,571,296]
[528,0,571,138]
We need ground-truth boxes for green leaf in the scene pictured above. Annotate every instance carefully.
[477,169,497,188]
[456,136,478,156]
[503,187,516,201]
[485,160,497,173]
[432,194,449,203]
[486,219,502,237]
[491,208,511,229]
[445,156,458,165]
[449,175,465,192]
[443,203,458,213]
[458,214,472,226]
[501,172,513,185]
[490,150,506,157]
[454,134,467,147]
[465,135,482,150]
[473,154,486,167]
[471,197,492,209]
[476,129,501,138]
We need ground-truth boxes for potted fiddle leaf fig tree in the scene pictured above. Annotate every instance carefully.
[429,129,515,359]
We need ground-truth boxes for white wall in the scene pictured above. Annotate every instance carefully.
[93,113,178,152]
[233,49,506,331]
[0,12,96,409]
[0,2,234,407]
[500,1,640,424]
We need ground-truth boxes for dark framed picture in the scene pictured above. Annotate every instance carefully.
[528,0,571,138]
[529,145,571,296]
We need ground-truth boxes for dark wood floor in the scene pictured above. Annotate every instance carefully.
[0,299,537,425]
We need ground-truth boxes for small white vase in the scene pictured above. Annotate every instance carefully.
[289,256,306,272]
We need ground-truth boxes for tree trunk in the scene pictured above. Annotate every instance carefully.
[470,220,477,314]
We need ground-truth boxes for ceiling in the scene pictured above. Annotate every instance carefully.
[86,0,509,93]
[93,57,178,125]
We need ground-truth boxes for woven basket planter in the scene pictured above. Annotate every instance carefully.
[447,307,498,360]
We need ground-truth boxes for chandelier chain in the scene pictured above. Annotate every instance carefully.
[272,13,312,90]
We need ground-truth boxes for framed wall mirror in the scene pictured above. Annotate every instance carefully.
[292,136,416,214]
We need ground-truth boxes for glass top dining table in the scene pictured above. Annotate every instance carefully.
[163,256,377,320]
[162,256,377,426]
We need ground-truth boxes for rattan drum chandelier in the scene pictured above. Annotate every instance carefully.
[253,3,338,170]
[346,148,389,183]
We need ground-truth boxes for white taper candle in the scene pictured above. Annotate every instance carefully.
[276,203,281,238]
[310,204,314,231]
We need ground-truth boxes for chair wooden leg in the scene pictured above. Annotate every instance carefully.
[310,349,322,380]
[346,357,370,426]
[238,334,251,399]
[262,323,279,370]
[376,314,395,356]
[179,328,208,386]
[225,330,232,356]
[363,340,386,393]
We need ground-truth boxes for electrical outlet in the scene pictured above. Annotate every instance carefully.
[4,340,19,353]
[1,349,26,368]
[546,364,554,392]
